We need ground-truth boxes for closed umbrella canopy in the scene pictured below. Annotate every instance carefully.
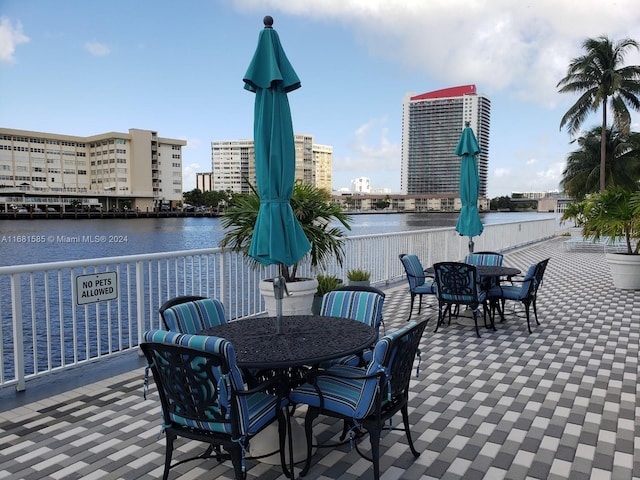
[455,124,484,251]
[243,16,311,267]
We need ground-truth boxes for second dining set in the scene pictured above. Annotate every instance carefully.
[399,251,550,337]
[141,286,427,480]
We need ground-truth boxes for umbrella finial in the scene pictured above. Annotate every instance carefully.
[465,121,470,127]
[263,16,274,28]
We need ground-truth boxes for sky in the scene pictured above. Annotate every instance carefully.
[1,0,639,198]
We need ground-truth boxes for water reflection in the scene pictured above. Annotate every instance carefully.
[0,212,557,266]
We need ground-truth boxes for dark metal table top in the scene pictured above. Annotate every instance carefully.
[202,315,377,369]
[474,265,521,277]
[426,265,521,277]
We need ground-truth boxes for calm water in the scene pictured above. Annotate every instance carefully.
[0,212,558,267]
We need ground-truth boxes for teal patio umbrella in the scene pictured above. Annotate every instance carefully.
[455,122,484,252]
[243,16,311,325]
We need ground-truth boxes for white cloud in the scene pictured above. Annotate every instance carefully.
[490,158,564,197]
[333,117,399,170]
[0,16,29,63]
[183,162,204,192]
[85,41,110,56]
[330,117,401,190]
[232,0,640,107]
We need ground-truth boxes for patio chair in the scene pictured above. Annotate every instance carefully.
[319,285,385,367]
[464,251,505,289]
[399,253,436,321]
[159,296,227,333]
[290,319,428,480]
[487,258,550,333]
[140,329,290,480]
[432,262,492,337]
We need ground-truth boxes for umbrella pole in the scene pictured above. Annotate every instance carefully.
[468,237,475,253]
[273,275,286,334]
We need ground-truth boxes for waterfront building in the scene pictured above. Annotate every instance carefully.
[351,177,371,193]
[0,127,186,212]
[401,85,490,200]
[196,172,214,192]
[211,134,332,193]
[332,192,491,212]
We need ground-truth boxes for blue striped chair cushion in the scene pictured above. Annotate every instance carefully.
[320,290,384,331]
[401,255,428,289]
[143,329,279,436]
[465,253,503,266]
[319,289,385,367]
[162,298,227,333]
[487,263,536,301]
[413,283,436,294]
[290,322,419,419]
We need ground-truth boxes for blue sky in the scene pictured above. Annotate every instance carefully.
[1,0,639,197]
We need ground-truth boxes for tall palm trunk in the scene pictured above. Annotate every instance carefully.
[600,100,607,192]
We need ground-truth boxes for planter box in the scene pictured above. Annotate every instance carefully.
[605,253,640,290]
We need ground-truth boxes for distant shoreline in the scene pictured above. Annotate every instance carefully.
[0,209,505,221]
[0,211,221,220]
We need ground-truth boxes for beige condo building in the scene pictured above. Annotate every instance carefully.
[211,134,332,193]
[0,127,186,212]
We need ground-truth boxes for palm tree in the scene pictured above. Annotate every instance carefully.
[561,126,640,200]
[220,181,352,282]
[557,35,640,192]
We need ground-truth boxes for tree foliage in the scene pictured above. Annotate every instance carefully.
[557,35,640,192]
[560,126,640,200]
[219,181,352,282]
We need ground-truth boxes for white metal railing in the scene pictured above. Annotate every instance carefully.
[0,218,556,391]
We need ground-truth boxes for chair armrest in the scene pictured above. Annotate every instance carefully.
[304,367,383,383]
[237,375,285,397]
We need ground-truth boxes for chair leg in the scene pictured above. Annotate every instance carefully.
[532,299,540,325]
[163,433,176,480]
[407,293,416,321]
[417,294,423,315]
[278,407,293,479]
[472,310,480,337]
[401,403,420,458]
[301,406,320,476]
[484,302,496,331]
[435,304,443,333]
[524,301,532,334]
[366,426,382,480]
[227,443,245,480]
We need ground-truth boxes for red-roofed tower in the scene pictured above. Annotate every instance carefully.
[401,85,490,202]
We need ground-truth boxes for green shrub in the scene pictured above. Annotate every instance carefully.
[346,268,371,282]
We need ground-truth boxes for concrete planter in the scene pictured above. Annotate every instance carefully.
[605,253,640,290]
[259,278,318,316]
[569,227,583,239]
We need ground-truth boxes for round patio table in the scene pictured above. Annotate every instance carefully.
[202,315,377,369]
[425,265,521,279]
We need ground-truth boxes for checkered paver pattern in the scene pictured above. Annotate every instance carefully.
[0,237,638,479]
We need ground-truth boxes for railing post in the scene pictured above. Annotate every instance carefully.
[219,251,227,307]
[11,273,25,392]
[135,260,145,353]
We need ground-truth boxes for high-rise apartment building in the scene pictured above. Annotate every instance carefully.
[196,172,213,192]
[211,134,332,193]
[401,85,490,198]
[0,127,186,211]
